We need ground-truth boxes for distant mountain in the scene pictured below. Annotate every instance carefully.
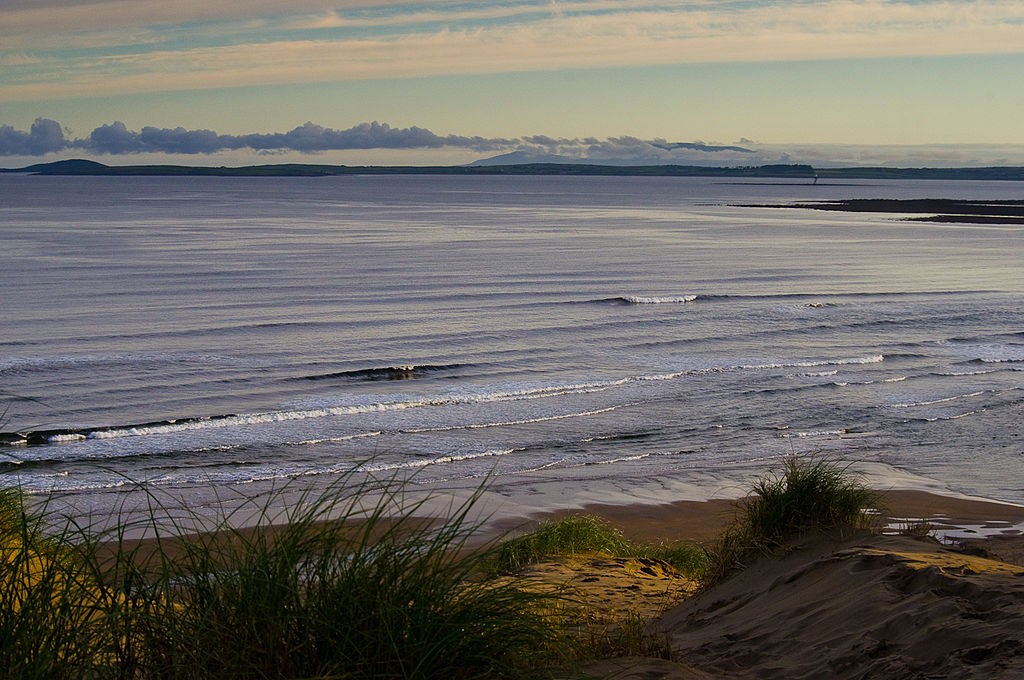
[468,151,580,166]
[469,142,756,167]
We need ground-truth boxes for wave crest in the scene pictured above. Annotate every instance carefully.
[298,363,464,382]
[591,295,699,305]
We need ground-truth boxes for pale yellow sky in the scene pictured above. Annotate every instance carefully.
[3,1,1024,165]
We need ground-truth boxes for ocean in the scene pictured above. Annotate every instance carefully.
[2,173,1022,522]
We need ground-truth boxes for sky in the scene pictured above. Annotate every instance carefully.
[3,0,1024,167]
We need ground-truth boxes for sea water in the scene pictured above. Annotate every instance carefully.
[1,174,1022,519]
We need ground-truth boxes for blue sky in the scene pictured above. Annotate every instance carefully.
[3,0,1024,166]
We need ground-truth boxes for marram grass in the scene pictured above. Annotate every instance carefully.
[488,513,709,581]
[0,479,567,680]
[1,456,879,677]
[705,456,879,584]
[1,488,123,680]
[489,514,634,574]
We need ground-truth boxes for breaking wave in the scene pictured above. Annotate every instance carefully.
[297,363,465,382]
[594,295,699,305]
[1,353,886,448]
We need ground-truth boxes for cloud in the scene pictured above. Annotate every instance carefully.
[0,1,408,34]
[0,118,766,162]
[232,121,515,153]
[0,118,70,155]
[5,1,1024,101]
[6,118,1024,167]
[486,135,781,166]
[0,119,518,156]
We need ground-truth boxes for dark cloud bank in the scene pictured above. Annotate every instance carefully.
[0,119,516,156]
[0,118,764,165]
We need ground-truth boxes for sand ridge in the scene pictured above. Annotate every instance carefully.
[650,532,1024,679]
[525,533,1024,678]
[508,491,1024,679]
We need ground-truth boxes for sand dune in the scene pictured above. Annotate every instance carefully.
[508,490,1024,679]
[666,532,1023,678]
[573,531,1024,679]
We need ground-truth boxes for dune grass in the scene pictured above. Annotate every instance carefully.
[490,514,634,574]
[488,514,707,578]
[489,513,709,581]
[1,456,878,677]
[0,488,120,679]
[486,514,705,665]
[705,457,879,584]
[1,480,568,680]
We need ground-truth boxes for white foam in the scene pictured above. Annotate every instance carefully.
[623,295,698,304]
[831,374,906,387]
[296,432,383,446]
[779,429,848,438]
[358,447,519,473]
[923,409,982,422]
[402,404,628,434]
[47,433,87,443]
[737,354,884,371]
[891,390,987,408]
[23,477,133,493]
[937,369,999,376]
[592,452,653,464]
[50,354,886,446]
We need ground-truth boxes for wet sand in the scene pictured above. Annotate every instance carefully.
[504,488,1024,552]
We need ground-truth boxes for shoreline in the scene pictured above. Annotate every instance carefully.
[54,457,1024,546]
[405,459,1024,545]
[101,486,1024,569]
[494,488,1024,554]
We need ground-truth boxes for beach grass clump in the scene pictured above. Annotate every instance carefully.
[489,514,635,574]
[0,481,567,680]
[0,489,122,680]
[129,493,564,679]
[636,541,711,582]
[706,457,878,584]
[489,514,709,582]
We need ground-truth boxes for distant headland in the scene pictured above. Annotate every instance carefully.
[5,159,1024,181]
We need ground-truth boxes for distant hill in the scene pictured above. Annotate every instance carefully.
[817,166,1024,181]
[1,159,109,174]
[2,159,815,178]
[4,159,1024,181]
